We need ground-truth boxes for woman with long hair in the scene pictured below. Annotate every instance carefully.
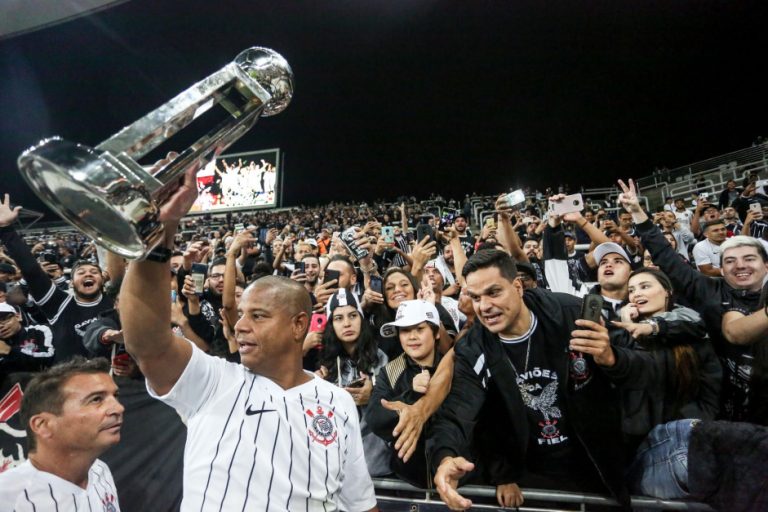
[316,288,391,477]
[611,268,722,451]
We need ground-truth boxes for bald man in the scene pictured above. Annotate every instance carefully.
[119,166,378,511]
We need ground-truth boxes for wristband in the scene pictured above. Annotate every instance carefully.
[144,246,172,263]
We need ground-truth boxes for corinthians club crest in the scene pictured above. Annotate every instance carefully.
[305,406,337,446]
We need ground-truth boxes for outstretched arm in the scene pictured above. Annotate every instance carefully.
[121,165,200,396]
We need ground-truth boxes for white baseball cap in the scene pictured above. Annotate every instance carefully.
[593,242,630,265]
[380,300,440,338]
[0,302,18,315]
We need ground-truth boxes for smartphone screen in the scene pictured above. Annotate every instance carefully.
[382,226,395,244]
[580,294,604,323]
[191,263,208,294]
[369,275,383,294]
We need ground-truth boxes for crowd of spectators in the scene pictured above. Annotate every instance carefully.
[1,169,767,510]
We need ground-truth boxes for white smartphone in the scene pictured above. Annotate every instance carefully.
[549,193,584,216]
[504,190,526,208]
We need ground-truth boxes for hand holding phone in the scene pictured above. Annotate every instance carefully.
[324,269,341,287]
[369,275,383,294]
[549,193,584,216]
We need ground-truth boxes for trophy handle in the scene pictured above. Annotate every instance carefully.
[17,47,293,260]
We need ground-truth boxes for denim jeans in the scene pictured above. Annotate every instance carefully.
[626,419,698,499]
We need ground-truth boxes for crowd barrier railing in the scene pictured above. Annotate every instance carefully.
[373,478,715,511]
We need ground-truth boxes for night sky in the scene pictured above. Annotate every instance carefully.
[1,0,766,218]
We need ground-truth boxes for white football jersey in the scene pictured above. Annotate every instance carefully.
[0,459,120,512]
[148,343,376,511]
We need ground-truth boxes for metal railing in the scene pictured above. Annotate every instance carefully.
[373,478,714,511]
[636,142,768,211]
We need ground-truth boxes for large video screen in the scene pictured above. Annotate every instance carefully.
[188,148,280,213]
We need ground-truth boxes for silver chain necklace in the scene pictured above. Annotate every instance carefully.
[505,337,532,395]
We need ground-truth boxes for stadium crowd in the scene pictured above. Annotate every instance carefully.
[1,169,767,511]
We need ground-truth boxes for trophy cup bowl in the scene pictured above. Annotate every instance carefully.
[17,47,293,259]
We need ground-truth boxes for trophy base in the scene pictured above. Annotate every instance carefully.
[17,137,165,259]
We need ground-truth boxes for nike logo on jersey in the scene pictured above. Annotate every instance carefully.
[245,406,276,416]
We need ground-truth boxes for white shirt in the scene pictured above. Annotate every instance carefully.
[0,459,119,512]
[148,343,376,512]
[674,209,693,231]
[692,239,722,268]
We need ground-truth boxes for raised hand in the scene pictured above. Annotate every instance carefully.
[411,236,437,271]
[157,155,201,224]
[417,273,436,304]
[617,179,642,213]
[0,194,22,228]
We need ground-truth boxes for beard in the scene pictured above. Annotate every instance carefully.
[75,288,102,301]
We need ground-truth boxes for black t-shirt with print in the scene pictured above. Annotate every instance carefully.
[499,314,596,483]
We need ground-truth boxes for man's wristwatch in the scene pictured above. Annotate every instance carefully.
[144,246,172,263]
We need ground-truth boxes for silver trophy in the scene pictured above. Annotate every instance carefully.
[17,47,293,259]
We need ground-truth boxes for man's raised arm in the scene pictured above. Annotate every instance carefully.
[120,165,200,396]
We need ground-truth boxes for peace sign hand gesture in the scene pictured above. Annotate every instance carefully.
[617,179,649,223]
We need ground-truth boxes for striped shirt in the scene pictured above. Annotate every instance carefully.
[148,343,376,511]
[0,459,119,512]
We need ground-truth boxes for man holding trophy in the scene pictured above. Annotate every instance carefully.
[17,47,379,511]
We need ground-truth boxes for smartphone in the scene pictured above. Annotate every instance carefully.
[369,275,383,294]
[749,202,762,214]
[439,213,455,230]
[347,378,366,388]
[297,261,306,274]
[504,189,526,209]
[309,313,327,333]
[340,228,369,261]
[191,263,208,294]
[382,226,395,244]
[324,269,341,286]
[549,193,584,216]
[699,192,709,202]
[580,294,604,323]
[416,223,434,243]
[234,223,245,234]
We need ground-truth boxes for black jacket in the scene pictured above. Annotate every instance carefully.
[604,306,722,454]
[82,308,121,359]
[636,218,759,422]
[427,288,632,507]
[366,352,442,488]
